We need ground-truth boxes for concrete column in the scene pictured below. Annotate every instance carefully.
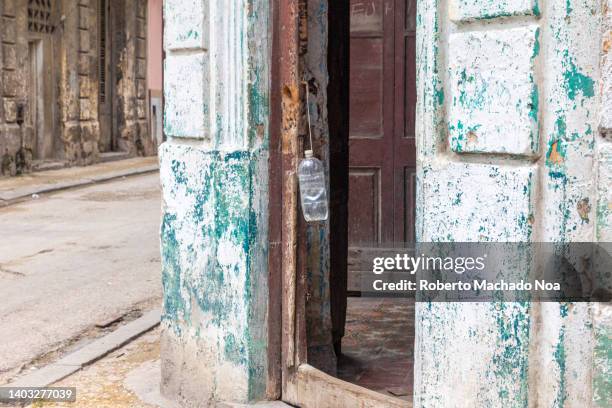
[416,1,605,407]
[160,0,270,406]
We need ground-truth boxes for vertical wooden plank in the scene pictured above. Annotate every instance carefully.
[279,0,301,401]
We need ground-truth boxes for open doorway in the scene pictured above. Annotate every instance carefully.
[274,0,417,404]
[336,0,417,400]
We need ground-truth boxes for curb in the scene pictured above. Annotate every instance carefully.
[0,165,159,207]
[6,309,161,388]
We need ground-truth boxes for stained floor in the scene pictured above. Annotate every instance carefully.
[337,297,415,400]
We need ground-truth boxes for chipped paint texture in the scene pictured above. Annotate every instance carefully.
[163,0,260,150]
[593,4,612,406]
[601,0,612,136]
[164,53,210,140]
[416,0,607,407]
[592,302,612,407]
[448,27,540,155]
[421,161,535,241]
[160,0,269,405]
[449,0,539,21]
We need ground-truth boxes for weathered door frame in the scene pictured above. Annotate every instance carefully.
[272,0,409,406]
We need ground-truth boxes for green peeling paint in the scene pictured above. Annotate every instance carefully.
[490,302,530,407]
[593,324,612,407]
[563,52,595,101]
[529,85,539,122]
[160,145,268,400]
[554,327,567,407]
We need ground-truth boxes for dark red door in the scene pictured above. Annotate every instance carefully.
[348,0,416,249]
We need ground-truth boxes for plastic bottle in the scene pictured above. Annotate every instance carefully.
[298,150,328,222]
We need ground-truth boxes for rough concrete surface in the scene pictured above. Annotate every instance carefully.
[19,327,291,408]
[0,172,162,384]
[31,329,164,408]
[8,309,160,389]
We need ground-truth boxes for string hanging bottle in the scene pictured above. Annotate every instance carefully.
[298,82,329,222]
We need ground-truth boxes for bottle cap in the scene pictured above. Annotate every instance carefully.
[304,150,313,158]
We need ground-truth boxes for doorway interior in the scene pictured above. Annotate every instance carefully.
[335,0,417,400]
[272,0,417,405]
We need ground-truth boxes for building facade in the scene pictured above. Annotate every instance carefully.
[159,0,611,407]
[0,0,161,177]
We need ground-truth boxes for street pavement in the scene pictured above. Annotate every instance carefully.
[0,173,162,383]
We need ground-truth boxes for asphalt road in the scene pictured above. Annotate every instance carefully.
[0,173,162,382]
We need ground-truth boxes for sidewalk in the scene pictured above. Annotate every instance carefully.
[25,327,289,408]
[0,157,159,206]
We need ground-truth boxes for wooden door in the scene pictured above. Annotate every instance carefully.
[28,41,41,157]
[348,0,417,249]
[27,39,55,160]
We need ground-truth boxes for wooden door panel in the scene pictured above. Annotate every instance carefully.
[349,38,383,138]
[405,0,416,31]
[347,0,417,286]
[403,36,416,139]
[350,0,384,33]
[348,168,381,244]
[391,0,417,242]
[401,167,417,242]
[348,0,395,247]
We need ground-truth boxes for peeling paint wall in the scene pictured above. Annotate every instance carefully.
[593,2,612,406]
[160,0,270,405]
[416,0,608,407]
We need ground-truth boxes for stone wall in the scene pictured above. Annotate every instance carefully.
[0,0,152,177]
[0,0,31,176]
[111,0,152,156]
[59,0,99,164]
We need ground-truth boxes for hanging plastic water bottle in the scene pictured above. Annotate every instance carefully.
[298,150,328,221]
[297,81,328,222]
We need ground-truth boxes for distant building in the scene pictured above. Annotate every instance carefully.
[0,0,163,176]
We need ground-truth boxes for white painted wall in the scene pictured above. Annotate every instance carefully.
[415,0,609,406]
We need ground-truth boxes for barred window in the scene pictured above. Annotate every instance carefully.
[28,0,54,34]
